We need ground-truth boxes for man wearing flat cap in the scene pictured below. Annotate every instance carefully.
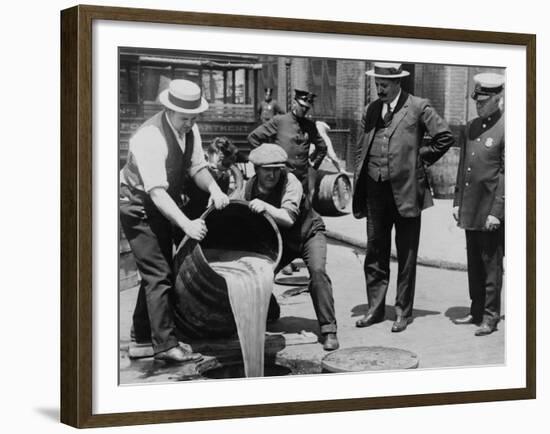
[119,79,229,363]
[353,62,454,333]
[452,72,505,336]
[248,89,327,198]
[234,143,339,351]
[258,87,285,123]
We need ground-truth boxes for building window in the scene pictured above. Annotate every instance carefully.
[308,58,336,119]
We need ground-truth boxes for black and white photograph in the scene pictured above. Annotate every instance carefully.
[118,47,506,384]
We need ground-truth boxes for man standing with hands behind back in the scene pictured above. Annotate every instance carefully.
[452,73,505,337]
[353,62,454,333]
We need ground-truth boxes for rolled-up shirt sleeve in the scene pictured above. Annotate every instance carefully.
[188,123,209,178]
[130,126,169,193]
[280,173,303,223]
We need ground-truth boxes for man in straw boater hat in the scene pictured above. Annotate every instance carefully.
[234,143,339,351]
[353,62,454,332]
[452,72,505,336]
[119,79,229,363]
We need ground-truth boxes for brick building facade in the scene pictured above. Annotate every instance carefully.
[257,56,503,195]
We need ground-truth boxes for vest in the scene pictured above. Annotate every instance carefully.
[121,111,194,205]
[367,127,391,181]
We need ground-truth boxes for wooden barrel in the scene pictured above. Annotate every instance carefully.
[313,170,352,216]
[119,235,141,291]
[427,146,460,199]
[172,200,282,339]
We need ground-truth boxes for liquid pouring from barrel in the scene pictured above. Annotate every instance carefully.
[172,200,282,377]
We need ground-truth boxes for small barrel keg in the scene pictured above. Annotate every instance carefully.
[313,170,352,216]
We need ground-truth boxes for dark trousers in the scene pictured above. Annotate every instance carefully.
[465,228,504,323]
[275,231,337,334]
[363,177,421,319]
[119,189,180,354]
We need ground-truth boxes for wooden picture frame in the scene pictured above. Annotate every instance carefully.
[60,4,536,428]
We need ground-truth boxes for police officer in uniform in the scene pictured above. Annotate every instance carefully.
[235,143,339,351]
[258,87,285,123]
[452,73,505,336]
[248,89,327,198]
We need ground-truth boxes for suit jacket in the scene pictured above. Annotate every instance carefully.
[352,92,454,218]
[453,110,504,230]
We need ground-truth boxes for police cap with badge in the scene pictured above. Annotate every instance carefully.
[294,89,316,108]
[471,73,505,100]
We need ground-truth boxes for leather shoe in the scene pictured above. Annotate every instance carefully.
[391,316,413,333]
[323,333,339,351]
[154,345,203,363]
[355,313,384,328]
[452,314,481,325]
[475,320,498,336]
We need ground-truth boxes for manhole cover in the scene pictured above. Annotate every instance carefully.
[321,346,419,373]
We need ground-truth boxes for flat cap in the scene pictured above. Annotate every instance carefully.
[472,72,505,99]
[248,143,288,167]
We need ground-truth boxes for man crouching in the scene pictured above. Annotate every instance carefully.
[235,143,339,351]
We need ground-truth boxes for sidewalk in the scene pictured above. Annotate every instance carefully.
[323,198,467,270]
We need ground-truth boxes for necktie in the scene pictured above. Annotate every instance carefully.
[383,104,393,126]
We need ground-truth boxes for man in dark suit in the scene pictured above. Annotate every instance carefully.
[452,73,505,336]
[353,63,454,332]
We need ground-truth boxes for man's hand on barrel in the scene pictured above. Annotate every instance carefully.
[183,218,208,241]
[249,198,268,214]
[208,190,230,210]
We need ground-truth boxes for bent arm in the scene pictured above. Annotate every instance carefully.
[418,103,455,166]
[247,117,279,148]
[316,121,341,171]
[149,187,192,230]
[192,167,229,209]
[254,199,295,228]
[309,126,328,170]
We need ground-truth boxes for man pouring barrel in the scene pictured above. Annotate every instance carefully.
[234,143,339,351]
[119,79,229,363]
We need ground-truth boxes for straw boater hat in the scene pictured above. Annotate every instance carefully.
[471,73,505,100]
[248,143,288,168]
[159,79,209,114]
[366,62,410,78]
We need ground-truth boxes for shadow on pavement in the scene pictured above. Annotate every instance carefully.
[351,304,440,320]
[267,315,321,339]
[445,306,472,321]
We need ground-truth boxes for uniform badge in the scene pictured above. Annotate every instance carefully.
[485,137,494,148]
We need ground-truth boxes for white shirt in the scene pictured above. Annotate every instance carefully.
[381,90,402,119]
[123,113,208,193]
